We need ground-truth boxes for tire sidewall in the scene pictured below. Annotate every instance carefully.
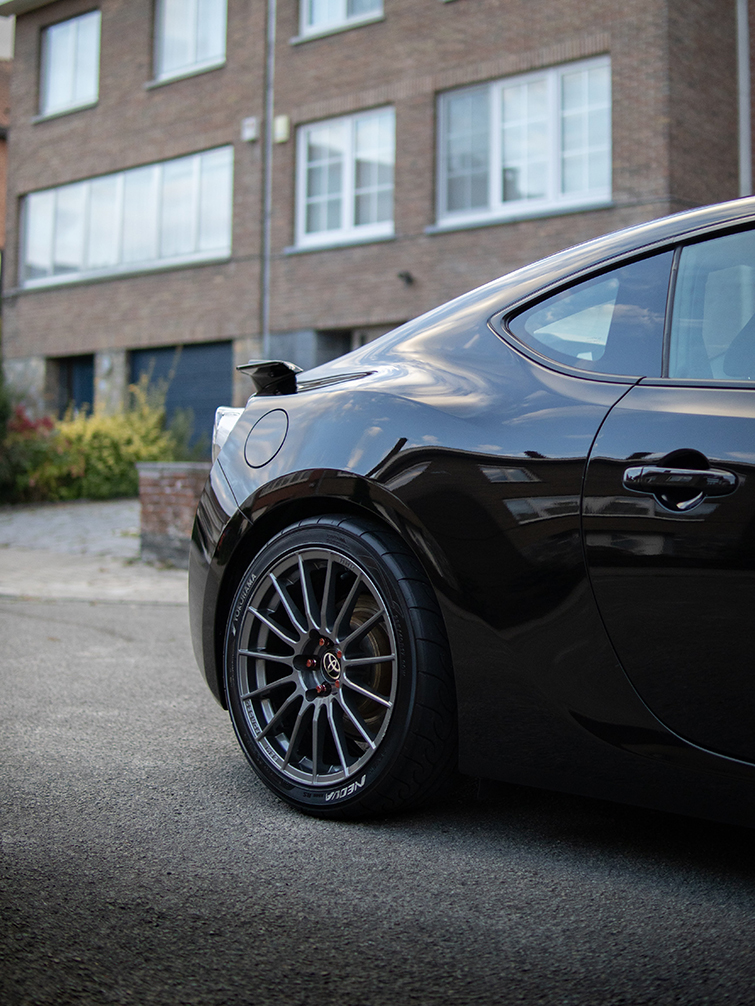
[224,519,419,814]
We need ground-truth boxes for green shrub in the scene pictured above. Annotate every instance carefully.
[1,380,178,502]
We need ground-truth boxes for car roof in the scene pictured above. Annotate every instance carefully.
[488,195,755,306]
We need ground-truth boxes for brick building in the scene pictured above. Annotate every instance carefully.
[0,0,750,443]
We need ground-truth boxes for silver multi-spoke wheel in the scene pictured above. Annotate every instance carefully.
[236,547,397,786]
[225,517,457,817]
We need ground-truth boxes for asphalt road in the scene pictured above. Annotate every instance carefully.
[3,597,755,1006]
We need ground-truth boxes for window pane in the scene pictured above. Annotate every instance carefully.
[73,12,100,106]
[161,156,196,258]
[307,0,342,28]
[354,111,394,227]
[159,0,197,75]
[122,166,160,263]
[561,71,584,113]
[304,123,345,233]
[196,0,227,63]
[501,79,548,202]
[347,0,381,16]
[588,64,611,106]
[508,252,672,377]
[24,191,55,280]
[42,20,76,114]
[561,65,610,195]
[53,183,87,274]
[443,88,490,212]
[198,147,233,251]
[306,201,326,233]
[670,230,755,380]
[87,175,121,269]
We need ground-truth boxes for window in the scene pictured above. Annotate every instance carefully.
[296,108,394,248]
[40,10,101,117]
[21,147,233,287]
[669,229,755,381]
[301,0,382,36]
[507,251,673,377]
[155,0,227,81]
[437,57,611,227]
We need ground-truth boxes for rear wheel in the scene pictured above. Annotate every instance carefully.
[224,515,456,817]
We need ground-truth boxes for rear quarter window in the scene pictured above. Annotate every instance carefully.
[506,251,673,377]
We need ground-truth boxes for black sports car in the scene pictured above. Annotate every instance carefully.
[189,197,755,824]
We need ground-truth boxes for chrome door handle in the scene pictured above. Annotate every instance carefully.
[623,466,738,495]
[623,465,738,511]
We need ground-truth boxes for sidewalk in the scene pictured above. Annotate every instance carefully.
[0,499,188,604]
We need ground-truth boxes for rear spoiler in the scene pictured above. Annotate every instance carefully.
[236,359,302,396]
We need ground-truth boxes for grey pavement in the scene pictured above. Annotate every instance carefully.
[0,499,187,603]
[3,597,755,1006]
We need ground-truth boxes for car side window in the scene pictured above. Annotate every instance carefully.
[506,251,673,377]
[669,228,755,380]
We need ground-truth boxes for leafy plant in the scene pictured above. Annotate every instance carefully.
[0,377,179,502]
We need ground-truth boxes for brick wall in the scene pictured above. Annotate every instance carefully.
[1,0,743,389]
[667,0,738,209]
[137,461,211,568]
[268,0,738,332]
[3,0,266,363]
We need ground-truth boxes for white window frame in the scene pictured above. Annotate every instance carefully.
[295,107,395,250]
[436,56,612,229]
[154,0,227,83]
[39,10,101,118]
[299,0,383,39]
[20,147,234,289]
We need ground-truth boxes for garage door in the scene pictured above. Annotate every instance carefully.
[130,342,233,454]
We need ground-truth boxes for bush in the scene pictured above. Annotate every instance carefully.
[0,402,60,503]
[0,380,178,503]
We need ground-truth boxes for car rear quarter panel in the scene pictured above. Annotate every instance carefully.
[194,324,659,785]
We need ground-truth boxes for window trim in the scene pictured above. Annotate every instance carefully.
[145,56,225,89]
[19,146,234,290]
[39,9,101,119]
[297,0,383,41]
[295,106,395,251]
[436,56,612,230]
[153,0,228,84]
[32,99,99,125]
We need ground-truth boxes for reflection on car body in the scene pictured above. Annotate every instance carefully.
[189,196,755,824]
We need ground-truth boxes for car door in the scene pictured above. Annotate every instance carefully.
[583,225,755,764]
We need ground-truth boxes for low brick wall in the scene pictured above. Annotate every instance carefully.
[136,462,211,568]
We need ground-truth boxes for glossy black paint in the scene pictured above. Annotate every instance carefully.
[584,382,755,765]
[189,196,755,826]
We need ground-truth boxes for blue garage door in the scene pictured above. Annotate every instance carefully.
[130,342,233,455]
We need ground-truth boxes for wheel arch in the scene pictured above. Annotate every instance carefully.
[210,473,454,709]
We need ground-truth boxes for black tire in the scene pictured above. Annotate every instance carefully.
[224,515,457,818]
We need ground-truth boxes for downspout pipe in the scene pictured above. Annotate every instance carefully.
[261,0,277,355]
[737,0,752,196]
